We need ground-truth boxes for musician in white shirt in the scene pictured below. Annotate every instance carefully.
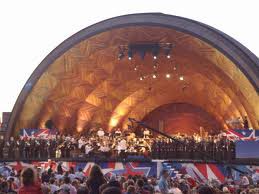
[143,128,150,138]
[118,139,127,158]
[115,128,122,137]
[78,137,85,149]
[85,144,93,155]
[99,143,110,153]
[97,128,105,138]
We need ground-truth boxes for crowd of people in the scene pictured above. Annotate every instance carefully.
[0,127,236,162]
[0,163,258,194]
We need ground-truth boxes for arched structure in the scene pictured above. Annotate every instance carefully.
[7,13,259,138]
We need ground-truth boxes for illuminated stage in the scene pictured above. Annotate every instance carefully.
[6,13,258,138]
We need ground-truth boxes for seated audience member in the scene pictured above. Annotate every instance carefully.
[18,167,43,194]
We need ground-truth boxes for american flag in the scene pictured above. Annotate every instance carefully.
[226,129,259,141]
[20,128,58,139]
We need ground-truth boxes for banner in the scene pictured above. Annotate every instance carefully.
[235,141,259,158]
[225,129,259,141]
[19,128,58,139]
[0,161,258,183]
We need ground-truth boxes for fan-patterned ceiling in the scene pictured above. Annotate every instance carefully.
[14,26,259,134]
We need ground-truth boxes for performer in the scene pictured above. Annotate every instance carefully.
[85,143,93,157]
[118,138,127,159]
[143,128,151,139]
[97,128,105,138]
[78,136,86,153]
[9,137,15,159]
[14,140,20,159]
[0,136,4,158]
[99,142,111,158]
[115,128,122,138]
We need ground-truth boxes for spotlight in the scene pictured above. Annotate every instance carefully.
[179,76,184,81]
[164,43,172,59]
[153,64,157,69]
[128,50,133,60]
[166,73,171,78]
[152,74,157,79]
[140,77,143,81]
[152,46,159,60]
[173,66,177,71]
[134,66,137,71]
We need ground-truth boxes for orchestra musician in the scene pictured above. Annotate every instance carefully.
[0,136,4,158]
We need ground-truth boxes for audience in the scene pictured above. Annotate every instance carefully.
[0,163,258,194]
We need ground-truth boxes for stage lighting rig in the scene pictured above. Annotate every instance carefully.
[117,42,174,61]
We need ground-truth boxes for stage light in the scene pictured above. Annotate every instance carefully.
[152,46,159,60]
[166,73,171,78]
[134,66,137,71]
[179,76,184,81]
[152,74,157,79]
[173,66,177,71]
[128,50,133,60]
[153,64,157,69]
[110,118,118,127]
[164,43,172,59]
[140,77,143,81]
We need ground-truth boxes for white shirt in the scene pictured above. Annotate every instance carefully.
[60,184,77,194]
[241,176,249,186]
[169,187,183,194]
[99,145,110,152]
[85,145,92,154]
[75,171,85,180]
[78,138,85,149]
[118,139,127,151]
[55,174,63,181]
[252,173,259,184]
[50,184,60,194]
[144,130,150,135]
[68,173,76,181]
[97,130,105,137]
